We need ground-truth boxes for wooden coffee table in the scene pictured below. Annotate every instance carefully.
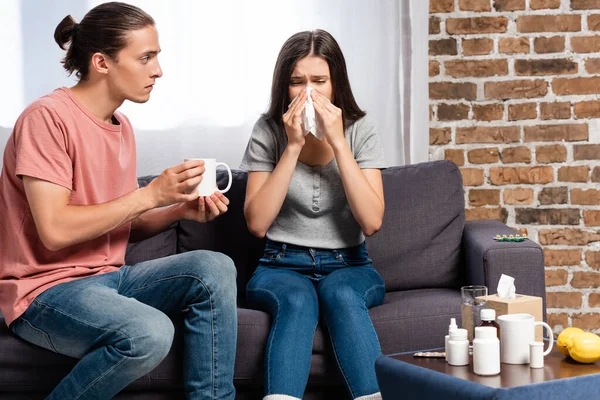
[375,345,600,400]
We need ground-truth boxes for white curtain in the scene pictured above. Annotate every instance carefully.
[0,0,429,174]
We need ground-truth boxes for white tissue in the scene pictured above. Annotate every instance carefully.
[289,87,323,140]
[497,274,516,299]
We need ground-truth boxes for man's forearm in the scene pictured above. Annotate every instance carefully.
[37,187,156,251]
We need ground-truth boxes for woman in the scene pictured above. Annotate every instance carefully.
[240,29,386,400]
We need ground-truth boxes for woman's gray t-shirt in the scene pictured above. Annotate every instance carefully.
[239,115,386,249]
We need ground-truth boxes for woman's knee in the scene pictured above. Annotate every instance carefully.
[318,283,362,310]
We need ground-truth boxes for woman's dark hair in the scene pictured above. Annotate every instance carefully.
[53,2,155,80]
[265,29,365,130]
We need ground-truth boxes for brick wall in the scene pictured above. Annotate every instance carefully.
[429,0,600,335]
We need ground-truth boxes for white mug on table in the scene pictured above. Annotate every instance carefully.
[497,313,553,364]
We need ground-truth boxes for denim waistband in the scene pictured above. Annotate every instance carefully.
[264,239,366,253]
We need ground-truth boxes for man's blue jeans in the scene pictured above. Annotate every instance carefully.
[246,240,386,399]
[9,250,238,400]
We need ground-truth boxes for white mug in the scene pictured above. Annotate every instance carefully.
[184,158,232,197]
[497,313,553,364]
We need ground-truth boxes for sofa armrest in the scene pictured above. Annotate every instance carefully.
[462,220,546,317]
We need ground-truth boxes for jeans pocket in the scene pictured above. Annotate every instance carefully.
[11,317,59,353]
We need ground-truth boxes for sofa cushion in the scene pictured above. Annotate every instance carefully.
[177,170,265,304]
[366,160,465,291]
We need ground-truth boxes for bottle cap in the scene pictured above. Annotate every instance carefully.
[450,328,468,341]
[449,317,458,331]
[480,309,496,321]
[475,326,497,340]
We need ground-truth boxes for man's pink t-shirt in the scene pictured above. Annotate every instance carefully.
[0,87,138,326]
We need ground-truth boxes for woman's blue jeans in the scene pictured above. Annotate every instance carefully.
[246,240,386,399]
[10,250,238,400]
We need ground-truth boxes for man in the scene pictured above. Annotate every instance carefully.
[0,2,237,399]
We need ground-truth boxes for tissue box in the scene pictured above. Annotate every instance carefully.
[476,293,544,341]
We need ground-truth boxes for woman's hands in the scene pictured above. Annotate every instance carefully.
[310,89,345,148]
[283,88,308,149]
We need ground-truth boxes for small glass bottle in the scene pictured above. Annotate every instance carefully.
[477,309,500,339]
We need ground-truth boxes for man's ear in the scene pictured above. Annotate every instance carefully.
[90,52,109,75]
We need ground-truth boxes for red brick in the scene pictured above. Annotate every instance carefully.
[469,189,501,206]
[430,16,441,34]
[494,0,525,11]
[587,251,600,270]
[462,38,494,56]
[430,128,452,145]
[524,124,588,142]
[429,61,440,77]
[430,39,458,56]
[461,168,485,186]
[571,189,600,205]
[588,14,600,31]
[536,145,567,163]
[538,187,568,205]
[534,36,565,54]
[430,82,477,100]
[571,36,600,52]
[465,207,508,223]
[572,313,600,330]
[456,126,520,144]
[553,77,600,95]
[538,228,600,245]
[593,166,600,182]
[446,17,509,35]
[589,293,600,307]
[437,103,470,121]
[445,59,508,78]
[445,149,465,166]
[558,166,589,182]
[485,80,548,99]
[585,58,600,74]
[540,102,571,120]
[575,101,600,118]
[574,144,600,160]
[572,272,600,288]
[544,249,582,266]
[499,37,530,54]
[489,166,554,184]
[508,103,537,121]
[517,15,581,33]
[530,0,560,9]
[516,208,580,225]
[430,0,454,12]
[501,146,532,163]
[547,313,569,336]
[473,104,504,121]
[503,188,534,205]
[572,0,600,10]
[514,59,577,76]
[468,148,500,164]
[545,269,568,285]
[546,292,582,308]
[460,0,492,11]
[584,210,600,226]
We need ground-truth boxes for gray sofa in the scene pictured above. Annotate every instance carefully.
[0,160,546,399]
